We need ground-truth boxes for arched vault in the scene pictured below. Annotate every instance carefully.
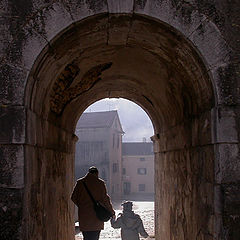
[25,14,216,240]
[26,14,214,133]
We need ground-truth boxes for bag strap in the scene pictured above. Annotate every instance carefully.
[82,181,97,205]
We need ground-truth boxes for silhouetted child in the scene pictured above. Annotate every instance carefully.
[111,201,149,240]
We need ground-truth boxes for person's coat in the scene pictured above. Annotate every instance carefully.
[111,210,148,240]
[71,173,115,231]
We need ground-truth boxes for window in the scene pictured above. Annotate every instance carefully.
[137,168,147,175]
[140,157,145,161]
[113,163,118,173]
[112,134,115,148]
[117,135,120,148]
[139,184,146,192]
[122,168,126,175]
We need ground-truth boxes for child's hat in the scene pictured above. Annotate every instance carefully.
[121,201,133,210]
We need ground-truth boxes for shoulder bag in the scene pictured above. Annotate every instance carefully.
[83,181,113,222]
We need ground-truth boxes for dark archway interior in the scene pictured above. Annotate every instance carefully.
[24,14,215,240]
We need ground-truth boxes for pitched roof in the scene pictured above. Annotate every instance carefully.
[76,110,123,131]
[122,142,153,156]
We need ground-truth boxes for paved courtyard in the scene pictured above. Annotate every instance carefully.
[75,201,155,240]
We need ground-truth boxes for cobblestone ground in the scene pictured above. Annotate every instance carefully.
[75,201,155,240]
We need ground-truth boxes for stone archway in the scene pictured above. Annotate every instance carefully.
[24,13,215,240]
[1,2,239,240]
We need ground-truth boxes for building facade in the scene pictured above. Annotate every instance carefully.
[75,111,124,200]
[122,142,154,200]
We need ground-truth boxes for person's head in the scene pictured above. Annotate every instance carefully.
[88,166,99,176]
[121,201,133,212]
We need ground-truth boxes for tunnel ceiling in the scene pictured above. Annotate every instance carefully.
[28,14,214,133]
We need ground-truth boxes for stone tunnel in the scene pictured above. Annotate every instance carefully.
[0,1,239,240]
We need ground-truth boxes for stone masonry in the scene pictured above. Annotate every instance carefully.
[0,1,239,240]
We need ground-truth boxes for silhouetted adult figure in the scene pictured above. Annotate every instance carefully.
[71,166,115,240]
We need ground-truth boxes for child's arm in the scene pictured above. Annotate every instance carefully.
[136,217,149,238]
[110,215,122,229]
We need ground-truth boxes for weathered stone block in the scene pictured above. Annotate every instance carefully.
[0,64,28,105]
[108,14,131,45]
[0,16,13,56]
[134,0,207,38]
[191,109,212,146]
[134,0,171,21]
[42,119,76,153]
[214,185,223,215]
[222,183,240,240]
[154,111,212,152]
[211,62,240,106]
[24,145,75,240]
[5,28,47,71]
[108,0,134,13]
[0,106,26,144]
[0,145,24,188]
[24,145,38,184]
[212,106,238,143]
[215,143,240,183]
[1,2,48,71]
[50,14,108,57]
[0,0,8,14]
[155,145,215,240]
[189,19,230,70]
[0,188,23,240]
[169,9,207,38]
[157,124,190,152]
[205,0,240,54]
[64,0,108,22]
[21,29,48,71]
[29,2,73,42]
[128,16,171,50]
[26,109,43,146]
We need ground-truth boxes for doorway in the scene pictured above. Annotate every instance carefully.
[24,13,215,240]
[74,98,155,239]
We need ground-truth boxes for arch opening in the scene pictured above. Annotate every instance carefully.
[24,13,215,240]
[74,98,155,239]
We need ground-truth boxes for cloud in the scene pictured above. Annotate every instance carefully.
[84,98,154,142]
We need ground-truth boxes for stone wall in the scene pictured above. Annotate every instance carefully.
[23,109,76,240]
[0,1,239,240]
[153,108,215,239]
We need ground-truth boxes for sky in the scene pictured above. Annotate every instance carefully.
[82,98,154,142]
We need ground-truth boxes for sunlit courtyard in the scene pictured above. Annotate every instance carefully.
[75,201,155,240]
